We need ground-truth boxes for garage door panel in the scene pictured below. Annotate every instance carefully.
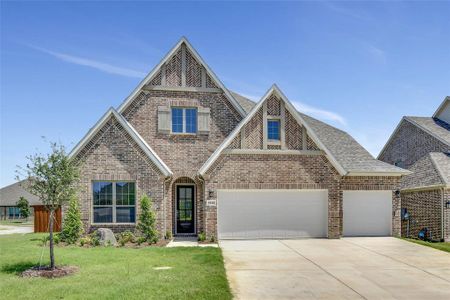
[218,190,328,239]
[343,191,392,237]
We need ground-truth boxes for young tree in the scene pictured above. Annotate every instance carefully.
[16,196,31,221]
[60,195,84,244]
[17,142,79,269]
[137,195,158,243]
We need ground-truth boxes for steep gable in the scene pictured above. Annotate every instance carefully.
[69,108,172,177]
[199,85,345,175]
[117,37,245,117]
[225,92,319,151]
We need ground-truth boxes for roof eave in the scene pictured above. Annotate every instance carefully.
[346,170,412,177]
[69,108,172,177]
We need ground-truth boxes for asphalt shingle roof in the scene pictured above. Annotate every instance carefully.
[405,116,450,146]
[232,91,407,174]
[0,180,41,206]
[401,152,450,190]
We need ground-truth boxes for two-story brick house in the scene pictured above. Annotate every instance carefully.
[69,37,409,240]
[379,97,450,241]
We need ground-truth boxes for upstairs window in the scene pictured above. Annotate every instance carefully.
[171,107,197,134]
[267,119,281,140]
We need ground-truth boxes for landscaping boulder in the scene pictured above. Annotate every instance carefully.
[97,228,117,246]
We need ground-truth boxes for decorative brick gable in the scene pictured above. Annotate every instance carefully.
[379,119,450,169]
[74,116,165,233]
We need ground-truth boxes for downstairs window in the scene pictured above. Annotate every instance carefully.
[93,181,136,224]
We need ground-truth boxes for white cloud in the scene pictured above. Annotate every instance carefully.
[292,101,347,126]
[28,45,146,78]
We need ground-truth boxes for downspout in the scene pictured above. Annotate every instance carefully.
[162,175,172,236]
[441,187,445,241]
[197,174,205,236]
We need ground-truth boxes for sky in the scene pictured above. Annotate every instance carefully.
[1,1,449,187]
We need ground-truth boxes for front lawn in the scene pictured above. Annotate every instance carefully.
[0,219,33,227]
[0,234,231,300]
[402,238,450,253]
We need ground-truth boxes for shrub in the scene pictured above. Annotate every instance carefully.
[165,230,173,240]
[116,231,135,246]
[79,237,90,246]
[198,232,206,242]
[60,195,84,244]
[16,196,31,221]
[210,235,216,243]
[136,236,146,245]
[137,195,158,243]
[89,231,100,247]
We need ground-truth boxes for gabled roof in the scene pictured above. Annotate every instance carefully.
[378,116,450,159]
[433,96,450,119]
[212,89,409,177]
[199,85,409,176]
[401,152,450,190]
[69,108,172,177]
[117,37,246,117]
[0,180,41,206]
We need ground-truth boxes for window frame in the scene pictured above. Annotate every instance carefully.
[171,107,198,134]
[92,181,136,225]
[267,118,281,143]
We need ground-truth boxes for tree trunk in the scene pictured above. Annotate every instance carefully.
[49,208,55,269]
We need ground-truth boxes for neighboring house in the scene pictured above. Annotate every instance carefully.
[0,180,40,220]
[68,37,409,239]
[379,97,450,241]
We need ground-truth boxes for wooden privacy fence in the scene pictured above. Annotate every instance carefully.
[32,205,62,233]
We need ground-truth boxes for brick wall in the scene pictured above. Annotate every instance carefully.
[445,189,450,241]
[379,119,450,169]
[74,116,165,234]
[400,189,442,240]
[122,90,241,174]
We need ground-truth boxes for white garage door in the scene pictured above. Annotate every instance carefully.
[217,190,328,239]
[343,191,392,237]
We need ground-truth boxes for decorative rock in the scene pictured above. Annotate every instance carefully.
[97,228,117,246]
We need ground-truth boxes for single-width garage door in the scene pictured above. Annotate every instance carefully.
[217,190,328,239]
[343,191,392,237]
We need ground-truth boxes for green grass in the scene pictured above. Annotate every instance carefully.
[0,234,232,300]
[402,238,450,253]
[0,219,33,227]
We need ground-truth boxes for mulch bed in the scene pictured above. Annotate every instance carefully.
[21,266,79,279]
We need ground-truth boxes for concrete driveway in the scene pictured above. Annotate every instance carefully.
[220,237,450,300]
[0,225,33,235]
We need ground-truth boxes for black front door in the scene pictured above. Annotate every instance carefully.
[176,186,195,234]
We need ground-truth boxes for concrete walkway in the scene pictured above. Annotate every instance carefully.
[0,225,33,235]
[166,236,218,247]
[221,237,450,300]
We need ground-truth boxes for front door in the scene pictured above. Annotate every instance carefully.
[176,186,195,234]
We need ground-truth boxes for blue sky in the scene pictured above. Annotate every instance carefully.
[1,1,449,187]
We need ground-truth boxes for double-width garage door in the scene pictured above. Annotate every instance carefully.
[217,190,328,239]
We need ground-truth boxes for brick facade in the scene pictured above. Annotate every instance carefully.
[74,116,165,234]
[71,41,401,239]
[379,119,450,169]
[400,189,443,240]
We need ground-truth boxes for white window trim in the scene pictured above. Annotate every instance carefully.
[92,181,136,225]
[267,117,282,144]
[171,107,198,135]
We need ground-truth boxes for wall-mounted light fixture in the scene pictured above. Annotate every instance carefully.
[208,190,214,198]
[395,190,401,197]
